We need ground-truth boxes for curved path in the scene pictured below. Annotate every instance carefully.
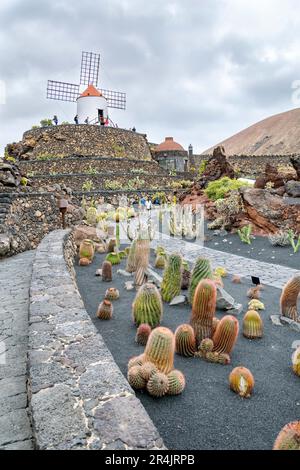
[0,250,34,449]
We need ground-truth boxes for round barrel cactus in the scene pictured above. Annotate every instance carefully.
[243,310,263,339]
[101,260,112,282]
[273,422,300,450]
[105,287,120,301]
[160,253,182,303]
[167,370,185,396]
[189,257,213,304]
[79,239,95,261]
[212,315,239,356]
[140,362,158,381]
[135,323,152,346]
[229,366,255,398]
[105,252,120,265]
[132,283,163,328]
[175,324,196,357]
[147,371,169,398]
[96,299,113,320]
[128,354,145,370]
[127,366,146,390]
[79,257,91,266]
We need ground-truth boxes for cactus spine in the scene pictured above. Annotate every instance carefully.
[229,367,254,398]
[147,372,169,397]
[101,260,112,282]
[189,257,213,304]
[243,310,263,339]
[135,323,152,346]
[212,315,239,356]
[167,370,186,395]
[280,276,300,322]
[273,422,300,450]
[79,239,95,261]
[105,252,120,265]
[128,354,145,370]
[175,324,196,357]
[190,279,217,346]
[292,347,300,377]
[132,283,163,328]
[105,287,120,301]
[144,327,175,374]
[160,253,182,303]
[96,299,113,320]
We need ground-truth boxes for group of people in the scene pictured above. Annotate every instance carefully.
[52,115,110,126]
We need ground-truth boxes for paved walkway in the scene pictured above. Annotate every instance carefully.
[151,233,300,289]
[0,250,35,450]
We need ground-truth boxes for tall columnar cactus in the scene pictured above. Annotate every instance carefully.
[107,238,117,253]
[190,279,217,346]
[147,371,169,397]
[101,260,112,282]
[280,276,300,322]
[132,283,163,328]
[212,315,239,356]
[167,370,186,395]
[96,299,113,320]
[144,327,175,374]
[175,324,196,357]
[105,287,120,301]
[273,422,300,450]
[135,323,152,346]
[229,367,255,398]
[292,347,300,377]
[189,257,213,304]
[126,240,137,273]
[134,239,150,286]
[79,239,95,261]
[105,252,121,265]
[243,310,263,339]
[160,253,182,303]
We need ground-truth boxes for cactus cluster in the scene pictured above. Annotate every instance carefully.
[161,253,182,303]
[292,346,300,377]
[189,257,213,304]
[105,287,120,301]
[128,327,185,398]
[132,283,163,328]
[229,367,254,398]
[243,310,263,339]
[190,279,217,347]
[280,276,300,322]
[79,239,95,261]
[135,323,152,345]
[105,252,120,265]
[175,324,196,357]
[96,299,113,320]
[101,260,112,282]
[273,422,300,450]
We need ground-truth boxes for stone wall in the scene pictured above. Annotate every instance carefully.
[28,229,165,450]
[20,125,152,161]
[19,155,166,176]
[190,154,295,177]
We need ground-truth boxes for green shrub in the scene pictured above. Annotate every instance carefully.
[40,118,53,127]
[198,160,208,176]
[20,177,28,186]
[82,180,94,191]
[31,125,40,129]
[104,180,123,190]
[5,155,16,163]
[205,177,252,201]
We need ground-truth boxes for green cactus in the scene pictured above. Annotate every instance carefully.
[119,250,127,259]
[167,370,186,395]
[200,338,214,354]
[132,283,163,328]
[160,253,182,303]
[101,260,112,282]
[144,327,175,374]
[79,239,95,261]
[237,224,252,245]
[189,257,213,304]
[105,252,120,265]
[135,323,152,346]
[190,279,217,346]
[127,366,146,390]
[175,324,196,357]
[147,372,169,397]
[140,362,158,381]
[134,239,150,286]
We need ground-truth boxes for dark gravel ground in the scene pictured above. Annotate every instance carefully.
[75,250,300,450]
[203,221,300,270]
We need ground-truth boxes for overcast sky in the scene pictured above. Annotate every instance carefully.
[1,0,300,155]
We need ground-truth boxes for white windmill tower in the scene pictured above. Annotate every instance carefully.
[46,51,126,124]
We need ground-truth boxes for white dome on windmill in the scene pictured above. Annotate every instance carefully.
[76,84,108,124]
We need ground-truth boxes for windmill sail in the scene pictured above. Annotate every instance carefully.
[47,80,79,102]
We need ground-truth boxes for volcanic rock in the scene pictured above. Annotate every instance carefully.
[285,181,300,198]
[197,146,235,189]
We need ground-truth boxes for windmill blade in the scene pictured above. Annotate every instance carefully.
[100,89,126,110]
[80,51,100,86]
[47,80,79,102]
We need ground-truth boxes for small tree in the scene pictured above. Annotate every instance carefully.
[40,118,53,127]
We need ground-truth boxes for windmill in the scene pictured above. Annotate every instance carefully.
[47,51,126,124]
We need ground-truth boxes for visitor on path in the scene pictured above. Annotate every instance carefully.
[53,115,58,125]
[84,117,89,124]
[100,115,105,126]
[140,196,146,211]
[132,126,136,132]
[145,198,152,211]
[74,115,79,125]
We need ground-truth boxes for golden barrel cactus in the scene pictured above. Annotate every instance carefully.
[190,279,217,346]
[243,310,263,339]
[144,327,175,374]
[212,315,239,356]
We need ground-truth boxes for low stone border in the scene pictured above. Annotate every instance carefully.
[28,229,165,450]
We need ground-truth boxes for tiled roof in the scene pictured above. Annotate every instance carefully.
[154,137,184,152]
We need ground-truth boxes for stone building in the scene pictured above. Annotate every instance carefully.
[153,137,189,172]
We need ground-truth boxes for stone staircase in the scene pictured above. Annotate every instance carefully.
[0,193,12,229]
